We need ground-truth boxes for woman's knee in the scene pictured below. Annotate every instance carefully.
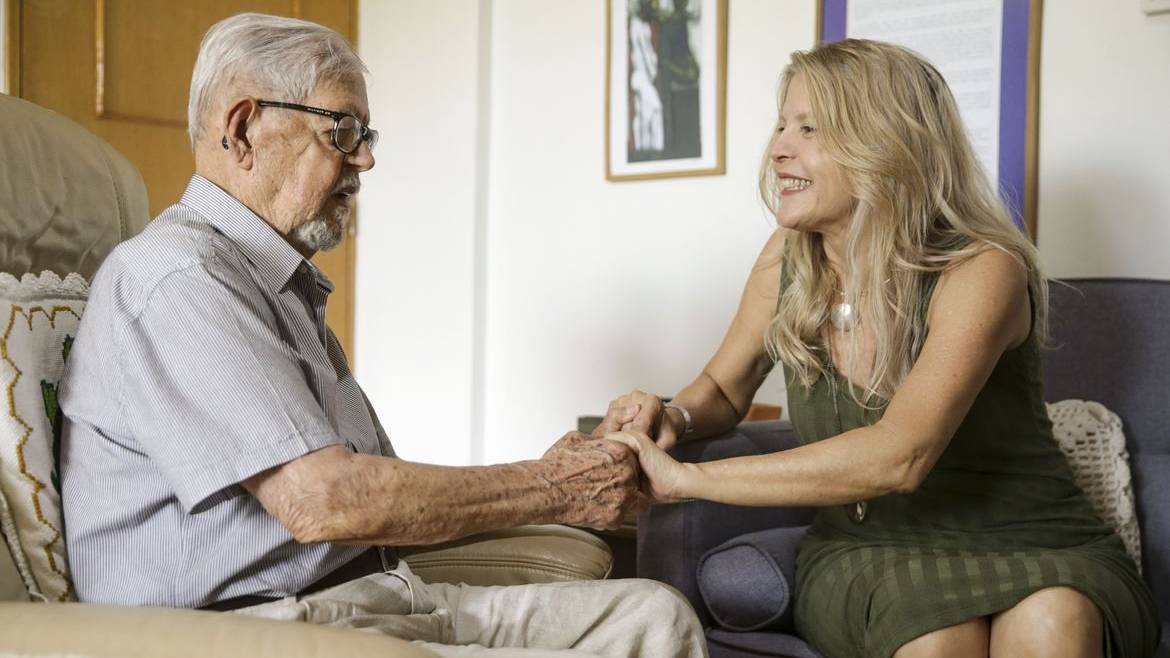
[1007,587,1100,634]
[893,617,989,658]
[991,587,1103,657]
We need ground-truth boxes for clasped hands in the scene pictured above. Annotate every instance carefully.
[538,391,691,531]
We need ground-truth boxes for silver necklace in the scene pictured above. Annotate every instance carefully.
[830,291,857,332]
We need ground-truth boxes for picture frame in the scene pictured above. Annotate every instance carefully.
[1142,0,1170,15]
[818,0,1043,239]
[606,0,728,181]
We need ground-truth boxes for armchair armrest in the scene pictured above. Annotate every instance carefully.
[637,420,815,626]
[399,524,612,586]
[0,602,440,657]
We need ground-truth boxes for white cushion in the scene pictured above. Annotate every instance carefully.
[1047,399,1143,571]
[0,271,88,602]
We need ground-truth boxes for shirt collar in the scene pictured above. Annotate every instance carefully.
[179,175,332,293]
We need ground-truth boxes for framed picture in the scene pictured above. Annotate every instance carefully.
[818,0,1043,238]
[606,0,728,181]
[1142,0,1170,15]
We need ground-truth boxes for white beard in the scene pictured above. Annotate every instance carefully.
[291,205,347,252]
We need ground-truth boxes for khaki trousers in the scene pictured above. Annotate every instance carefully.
[236,561,707,658]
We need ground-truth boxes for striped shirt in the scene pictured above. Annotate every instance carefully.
[60,175,394,608]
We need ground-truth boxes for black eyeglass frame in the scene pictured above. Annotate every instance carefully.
[256,100,378,154]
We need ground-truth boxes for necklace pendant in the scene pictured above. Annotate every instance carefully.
[848,501,868,523]
[831,302,856,331]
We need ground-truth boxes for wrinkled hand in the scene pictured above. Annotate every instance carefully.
[606,430,691,504]
[537,432,647,530]
[592,390,682,451]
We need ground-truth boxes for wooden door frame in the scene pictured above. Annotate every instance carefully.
[5,0,22,96]
[4,0,359,356]
[4,0,359,103]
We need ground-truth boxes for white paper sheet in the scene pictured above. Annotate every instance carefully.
[847,0,1003,183]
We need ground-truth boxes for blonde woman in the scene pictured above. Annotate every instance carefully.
[597,40,1158,658]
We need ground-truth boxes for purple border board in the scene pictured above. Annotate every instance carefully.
[819,0,1032,229]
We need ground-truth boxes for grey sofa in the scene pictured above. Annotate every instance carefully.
[638,278,1170,657]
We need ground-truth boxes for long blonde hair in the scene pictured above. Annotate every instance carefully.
[759,39,1046,404]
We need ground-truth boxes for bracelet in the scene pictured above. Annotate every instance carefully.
[663,402,694,434]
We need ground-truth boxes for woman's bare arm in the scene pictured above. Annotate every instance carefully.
[619,248,1031,506]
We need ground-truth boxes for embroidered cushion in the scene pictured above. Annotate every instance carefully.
[0,491,30,601]
[0,271,88,602]
[1047,399,1143,571]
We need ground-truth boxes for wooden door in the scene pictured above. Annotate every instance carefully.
[6,0,359,357]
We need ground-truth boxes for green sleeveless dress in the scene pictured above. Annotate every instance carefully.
[785,273,1160,658]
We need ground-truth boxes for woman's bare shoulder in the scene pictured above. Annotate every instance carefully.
[751,228,788,274]
[937,244,1028,293]
[931,244,1030,346]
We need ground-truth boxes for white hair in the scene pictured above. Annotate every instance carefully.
[187,13,367,146]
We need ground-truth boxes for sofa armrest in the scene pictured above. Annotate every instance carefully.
[0,602,440,657]
[637,420,816,627]
[399,524,612,586]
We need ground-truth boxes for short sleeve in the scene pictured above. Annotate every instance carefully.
[120,259,342,512]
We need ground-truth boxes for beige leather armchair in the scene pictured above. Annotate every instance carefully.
[0,93,611,656]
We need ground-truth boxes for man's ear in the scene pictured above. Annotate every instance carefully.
[221,97,258,170]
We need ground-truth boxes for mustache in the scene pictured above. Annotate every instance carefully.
[333,172,362,195]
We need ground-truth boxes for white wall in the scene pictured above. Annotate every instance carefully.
[480,0,802,463]
[356,0,802,465]
[355,0,1170,466]
[355,1,490,465]
[1035,3,1170,279]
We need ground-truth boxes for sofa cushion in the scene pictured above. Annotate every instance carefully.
[0,271,88,602]
[697,525,808,633]
[1047,400,1142,570]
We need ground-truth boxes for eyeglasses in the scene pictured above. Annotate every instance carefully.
[257,100,379,154]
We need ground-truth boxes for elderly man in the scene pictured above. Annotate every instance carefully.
[60,13,705,658]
